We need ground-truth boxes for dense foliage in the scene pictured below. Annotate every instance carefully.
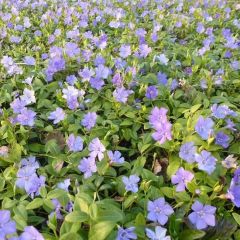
[0,0,240,239]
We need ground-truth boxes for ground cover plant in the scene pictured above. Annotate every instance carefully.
[0,0,240,239]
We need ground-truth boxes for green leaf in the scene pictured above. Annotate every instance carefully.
[160,187,174,198]
[97,208,123,222]
[60,233,83,240]
[167,155,180,177]
[45,139,61,154]
[233,213,240,225]
[26,198,43,210]
[89,221,115,240]
[65,211,89,223]
[179,229,206,240]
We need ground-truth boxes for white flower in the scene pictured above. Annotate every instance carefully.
[222,155,238,169]
[146,226,171,240]
[156,54,169,65]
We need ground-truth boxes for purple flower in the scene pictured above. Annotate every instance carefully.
[170,79,179,91]
[48,107,65,124]
[81,112,97,130]
[215,132,230,148]
[195,116,214,140]
[117,227,137,240]
[185,67,192,75]
[16,108,36,127]
[62,86,80,109]
[211,104,236,119]
[16,161,45,198]
[25,175,46,198]
[145,226,170,240]
[115,58,127,69]
[171,167,194,192]
[227,168,240,207]
[147,197,174,225]
[119,45,131,58]
[113,87,133,103]
[152,123,172,144]
[94,55,105,66]
[50,199,63,220]
[88,138,105,161]
[20,89,36,105]
[57,179,71,192]
[66,75,77,85]
[112,73,123,87]
[224,51,232,58]
[149,107,168,129]
[139,44,152,58]
[66,134,83,152]
[195,150,217,175]
[45,57,65,82]
[16,166,37,189]
[157,72,168,85]
[151,32,158,42]
[225,119,236,131]
[24,56,36,66]
[10,35,22,43]
[0,210,16,239]
[179,142,196,163]
[122,175,140,193]
[231,60,240,70]
[95,64,110,79]
[20,226,44,240]
[107,151,125,164]
[188,201,216,230]
[78,156,97,178]
[11,98,26,113]
[65,42,80,58]
[149,107,172,144]
[20,156,39,170]
[200,79,208,89]
[90,77,105,90]
[78,67,95,82]
[145,86,158,100]
[196,22,205,33]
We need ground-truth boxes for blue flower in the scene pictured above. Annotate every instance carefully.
[146,226,170,240]
[20,226,44,240]
[195,150,217,175]
[117,227,137,240]
[179,142,196,163]
[113,87,133,103]
[107,151,125,164]
[24,56,36,66]
[145,86,158,100]
[89,138,105,161]
[215,131,230,148]
[157,72,168,85]
[0,210,16,239]
[81,112,97,130]
[57,179,71,192]
[122,175,140,193]
[66,134,83,152]
[147,197,174,225]
[119,45,131,59]
[48,107,65,124]
[16,108,36,127]
[78,156,97,178]
[195,116,214,140]
[188,201,216,230]
[211,104,236,119]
